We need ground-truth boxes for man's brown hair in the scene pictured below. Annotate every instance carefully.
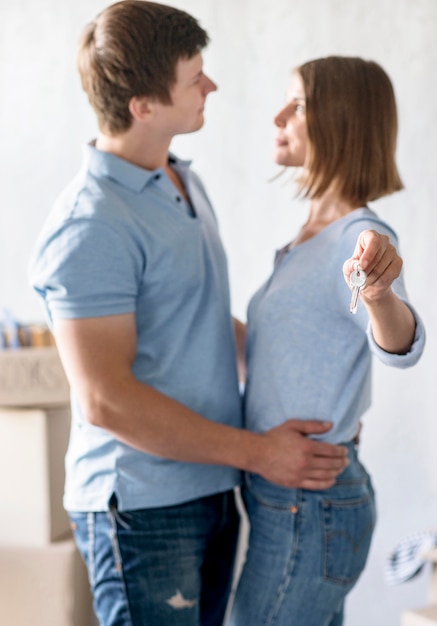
[78,0,209,134]
[297,56,403,205]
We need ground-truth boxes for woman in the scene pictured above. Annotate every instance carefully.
[229,56,425,626]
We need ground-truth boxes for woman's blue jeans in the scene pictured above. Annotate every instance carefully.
[69,490,240,626]
[229,442,376,626]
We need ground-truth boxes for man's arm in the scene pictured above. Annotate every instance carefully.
[54,313,348,490]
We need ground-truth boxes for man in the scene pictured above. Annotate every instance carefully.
[30,2,348,624]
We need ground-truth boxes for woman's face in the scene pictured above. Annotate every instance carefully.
[273,72,308,167]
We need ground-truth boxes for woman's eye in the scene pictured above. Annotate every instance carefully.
[296,104,305,113]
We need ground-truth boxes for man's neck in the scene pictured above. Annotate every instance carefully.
[95,127,171,172]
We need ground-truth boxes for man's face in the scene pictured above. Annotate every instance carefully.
[155,53,217,136]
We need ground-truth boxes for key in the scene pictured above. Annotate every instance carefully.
[349,262,367,314]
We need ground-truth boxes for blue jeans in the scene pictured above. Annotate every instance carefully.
[69,490,240,626]
[229,443,376,626]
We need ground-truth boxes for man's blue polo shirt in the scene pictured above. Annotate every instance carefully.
[30,144,242,511]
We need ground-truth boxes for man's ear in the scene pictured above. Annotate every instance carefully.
[128,96,154,122]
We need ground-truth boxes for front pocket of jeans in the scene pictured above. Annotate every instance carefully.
[245,473,297,511]
[69,512,96,585]
[320,493,375,586]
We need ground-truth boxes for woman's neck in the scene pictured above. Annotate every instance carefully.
[293,194,362,246]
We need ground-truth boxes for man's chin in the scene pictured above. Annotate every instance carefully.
[179,118,205,136]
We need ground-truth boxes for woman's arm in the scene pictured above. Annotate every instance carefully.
[233,317,247,384]
[343,229,416,354]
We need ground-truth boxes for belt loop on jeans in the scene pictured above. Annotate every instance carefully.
[353,424,362,447]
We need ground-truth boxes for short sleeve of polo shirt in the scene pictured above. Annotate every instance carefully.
[32,216,143,320]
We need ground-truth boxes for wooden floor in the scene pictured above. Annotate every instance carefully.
[402,605,437,626]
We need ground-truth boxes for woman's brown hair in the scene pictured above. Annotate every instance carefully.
[297,56,404,205]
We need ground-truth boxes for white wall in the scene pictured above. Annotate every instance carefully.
[1,1,436,624]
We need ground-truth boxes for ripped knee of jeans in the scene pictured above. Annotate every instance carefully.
[166,590,197,610]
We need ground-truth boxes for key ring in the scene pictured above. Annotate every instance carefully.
[353,260,362,274]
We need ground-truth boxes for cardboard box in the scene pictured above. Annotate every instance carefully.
[425,548,437,604]
[0,538,95,626]
[0,346,70,407]
[0,406,71,546]
[402,606,437,626]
